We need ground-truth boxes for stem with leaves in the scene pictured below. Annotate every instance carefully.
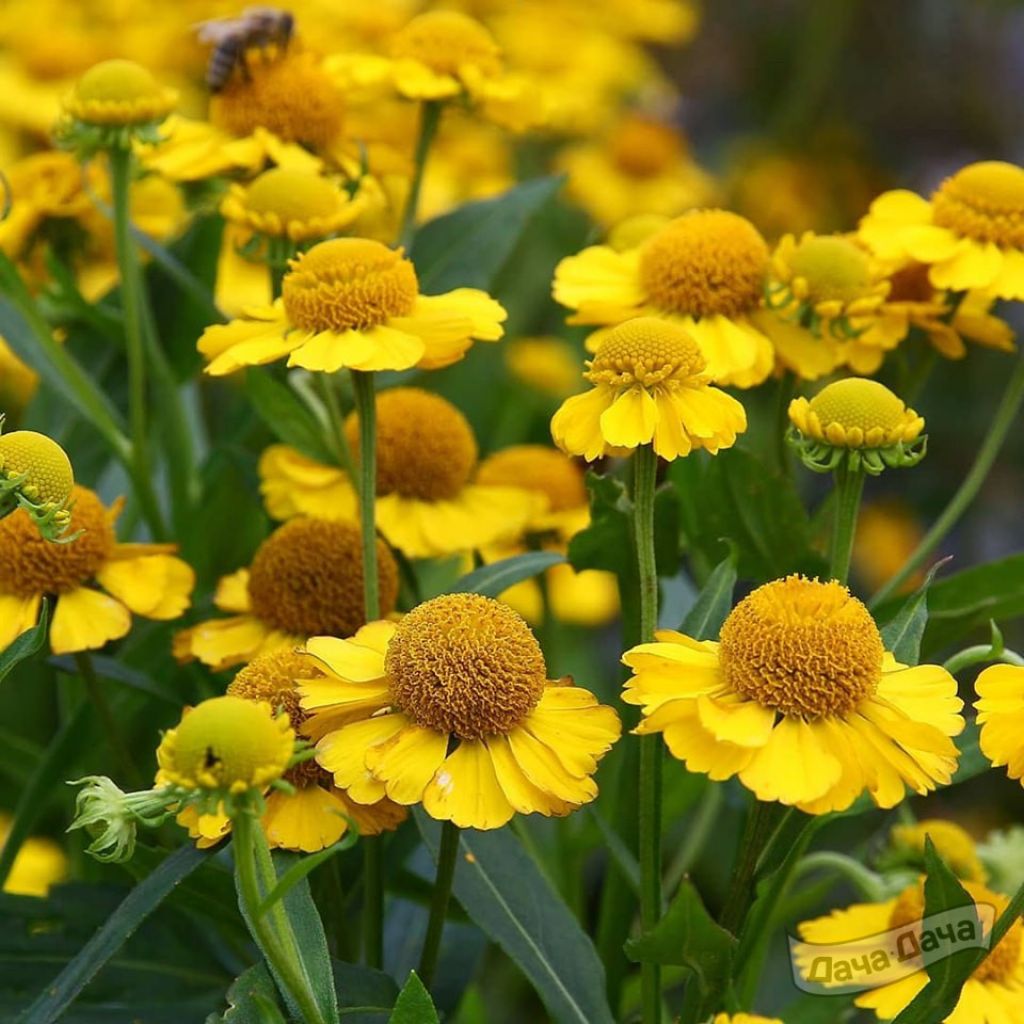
[398,100,443,248]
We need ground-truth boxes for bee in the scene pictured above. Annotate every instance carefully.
[195,7,295,92]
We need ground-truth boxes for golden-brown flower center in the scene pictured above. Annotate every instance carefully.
[385,593,547,739]
[209,49,343,149]
[931,161,1024,249]
[719,576,883,719]
[608,117,683,178]
[391,11,503,79]
[886,262,934,303]
[0,486,113,597]
[243,168,346,224]
[639,210,768,318]
[787,235,872,302]
[476,445,587,513]
[247,518,398,638]
[282,238,418,333]
[586,316,706,389]
[344,388,478,502]
[809,379,908,434]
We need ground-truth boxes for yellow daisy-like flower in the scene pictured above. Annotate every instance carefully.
[197,237,506,376]
[300,593,621,831]
[174,518,398,672]
[797,880,1024,1022]
[504,336,583,400]
[550,317,747,462]
[887,819,987,883]
[157,696,294,795]
[62,58,176,127]
[858,161,1024,299]
[0,813,67,897]
[853,501,926,595]
[554,209,774,387]
[475,445,620,628]
[622,575,964,814]
[975,665,1024,784]
[0,485,194,656]
[176,650,407,853]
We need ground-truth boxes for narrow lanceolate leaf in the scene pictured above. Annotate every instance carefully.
[415,811,615,1024]
[19,846,212,1024]
[387,972,439,1024]
[879,560,949,666]
[209,964,287,1024]
[449,551,564,598]
[255,832,359,918]
[244,369,337,465]
[680,544,738,639]
[0,599,49,685]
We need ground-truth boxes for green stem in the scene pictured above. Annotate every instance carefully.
[315,374,355,478]
[633,444,662,1024]
[792,851,887,900]
[419,820,459,990]
[266,237,296,300]
[775,372,797,475]
[362,838,383,969]
[74,652,139,788]
[871,354,1024,607]
[398,100,442,248]
[351,370,380,622]
[829,462,865,584]
[943,645,1024,675]
[108,145,167,539]
[719,801,781,937]
[233,811,327,1024]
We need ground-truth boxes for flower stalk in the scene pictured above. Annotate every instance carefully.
[419,819,460,990]
[829,461,865,584]
[398,100,443,247]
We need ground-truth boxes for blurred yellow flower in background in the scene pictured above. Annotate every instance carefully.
[0,813,66,896]
[504,337,583,400]
[853,500,927,594]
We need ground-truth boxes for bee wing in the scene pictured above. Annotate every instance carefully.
[194,18,240,43]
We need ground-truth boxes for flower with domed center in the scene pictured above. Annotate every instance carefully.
[0,429,75,540]
[257,388,539,560]
[858,161,1024,299]
[622,576,963,813]
[174,518,398,671]
[0,485,194,656]
[197,237,506,375]
[300,593,621,830]
[796,879,1024,1022]
[881,819,987,884]
[172,650,406,853]
[474,445,620,628]
[553,209,773,387]
[975,665,1024,786]
[788,378,926,475]
[504,337,583,400]
[61,59,176,137]
[550,317,747,461]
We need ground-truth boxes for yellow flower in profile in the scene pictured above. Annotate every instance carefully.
[797,880,1024,1022]
[157,695,294,795]
[550,317,747,461]
[623,576,963,813]
[62,58,176,127]
[0,485,194,655]
[475,445,620,628]
[177,650,407,852]
[553,209,773,387]
[559,114,718,229]
[301,593,621,830]
[858,161,1024,298]
[975,665,1024,784]
[887,819,986,883]
[198,238,506,375]
[0,813,67,896]
[175,518,398,672]
[504,337,583,400]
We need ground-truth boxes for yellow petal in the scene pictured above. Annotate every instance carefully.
[738,716,842,805]
[551,387,614,461]
[213,569,252,612]
[422,740,516,830]
[695,694,776,748]
[486,734,572,816]
[553,245,645,321]
[304,630,392,682]
[365,724,448,805]
[315,714,406,802]
[50,588,131,655]
[96,554,194,620]
[288,325,426,373]
[0,592,41,650]
[599,386,656,448]
[261,785,352,853]
[506,726,598,805]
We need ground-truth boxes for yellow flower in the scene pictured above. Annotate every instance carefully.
[0,429,74,532]
[553,209,773,387]
[858,161,1024,299]
[0,813,66,896]
[63,58,176,127]
[300,593,621,831]
[504,336,583,399]
[888,819,987,883]
[558,114,718,229]
[550,317,747,461]
[0,337,38,415]
[975,665,1024,784]
[157,696,294,795]
[175,518,398,672]
[797,880,1024,1022]
[853,501,926,595]
[711,1016,782,1024]
[197,237,506,375]
[0,485,194,656]
[623,576,964,813]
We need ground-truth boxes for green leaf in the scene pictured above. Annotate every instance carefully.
[449,551,565,598]
[387,972,438,1024]
[948,720,988,787]
[210,965,286,1024]
[48,653,179,706]
[255,832,359,919]
[680,545,737,638]
[414,810,615,1024]
[410,177,563,291]
[625,880,736,1000]
[878,560,947,666]
[244,369,335,464]
[18,847,213,1024]
[0,598,49,684]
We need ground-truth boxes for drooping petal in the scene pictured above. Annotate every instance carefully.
[0,592,42,650]
[288,325,425,373]
[598,386,657,448]
[96,554,194,620]
[738,716,842,805]
[422,740,516,830]
[551,386,615,461]
[50,588,131,655]
[261,785,353,853]
[553,245,645,322]
[365,724,448,805]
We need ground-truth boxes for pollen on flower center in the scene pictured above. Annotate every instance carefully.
[809,379,909,434]
[282,238,418,333]
[243,168,346,224]
[209,49,343,149]
[246,518,398,638]
[639,210,769,318]
[385,593,547,739]
[390,11,503,78]
[477,445,587,512]
[0,430,74,506]
[586,317,706,388]
[931,161,1024,248]
[719,576,883,719]
[787,235,872,302]
[345,388,478,502]
[0,486,112,597]
[608,117,683,178]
